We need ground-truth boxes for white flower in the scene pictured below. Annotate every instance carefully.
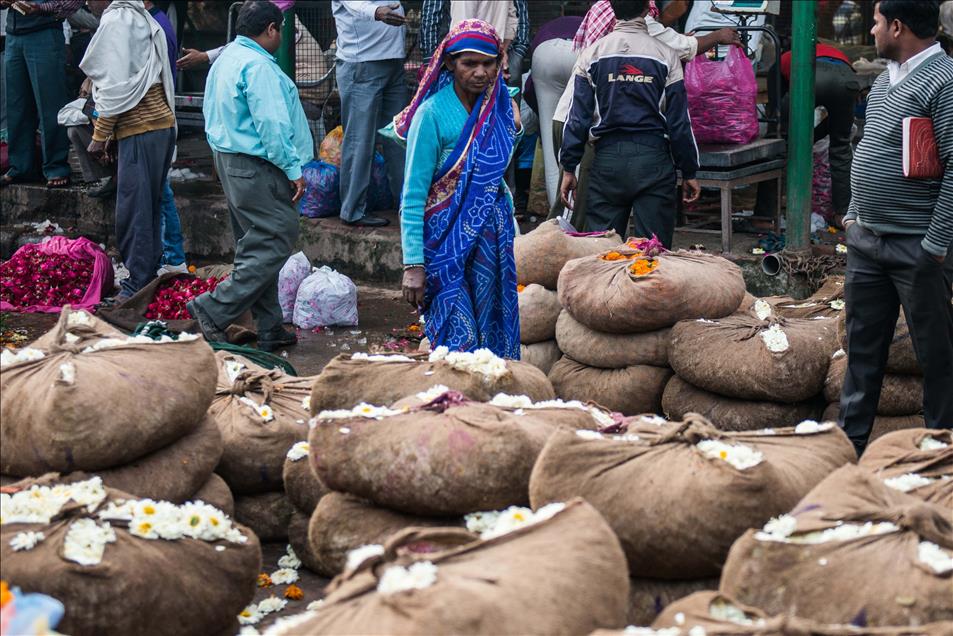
[415,385,451,402]
[345,543,384,571]
[752,247,765,255]
[688,627,707,636]
[623,629,681,636]
[67,310,94,326]
[306,600,324,612]
[239,626,260,635]
[756,521,900,544]
[709,599,756,625]
[883,473,937,493]
[918,541,953,574]
[465,503,566,540]
[828,299,845,311]
[224,359,246,384]
[636,414,668,426]
[794,420,835,434]
[270,567,299,584]
[286,442,309,462]
[10,531,44,551]
[761,514,798,539]
[257,596,288,614]
[575,429,604,441]
[832,348,846,359]
[1,476,108,525]
[81,333,199,353]
[351,352,414,363]
[339,427,351,434]
[0,347,46,368]
[63,518,116,566]
[261,611,319,636]
[575,429,639,442]
[696,318,717,324]
[258,404,275,422]
[782,301,817,309]
[428,346,509,382]
[301,395,311,410]
[753,299,773,321]
[238,604,262,625]
[696,440,764,470]
[272,544,301,568]
[489,394,616,427]
[58,362,76,384]
[920,436,950,451]
[760,324,790,353]
[835,244,847,254]
[377,561,438,596]
[64,332,80,344]
[316,403,403,420]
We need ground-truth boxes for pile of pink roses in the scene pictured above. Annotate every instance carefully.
[0,247,93,309]
[145,276,223,320]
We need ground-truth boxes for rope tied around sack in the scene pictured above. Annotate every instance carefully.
[229,368,283,403]
[650,413,724,446]
[738,314,788,342]
[834,502,953,550]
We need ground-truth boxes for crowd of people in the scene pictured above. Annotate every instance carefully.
[0,0,950,450]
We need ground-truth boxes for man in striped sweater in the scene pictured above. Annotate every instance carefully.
[840,0,953,454]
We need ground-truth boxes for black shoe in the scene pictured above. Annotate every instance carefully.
[257,327,298,352]
[344,215,390,227]
[186,299,227,343]
[87,177,116,199]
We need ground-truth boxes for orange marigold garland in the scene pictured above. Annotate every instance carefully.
[284,584,304,600]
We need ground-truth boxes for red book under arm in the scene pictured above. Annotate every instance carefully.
[902,116,943,179]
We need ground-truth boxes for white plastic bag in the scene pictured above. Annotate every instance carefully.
[57,98,89,127]
[293,266,358,329]
[278,251,312,323]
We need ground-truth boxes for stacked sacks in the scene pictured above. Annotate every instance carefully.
[283,440,329,573]
[529,414,856,625]
[514,219,621,290]
[208,352,312,541]
[518,284,562,374]
[265,499,630,635]
[859,429,953,509]
[554,241,746,415]
[666,299,835,430]
[0,308,223,506]
[305,390,614,577]
[721,464,953,627]
[308,348,555,412]
[0,474,261,636]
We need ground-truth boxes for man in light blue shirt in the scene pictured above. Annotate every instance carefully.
[332,0,407,227]
[188,0,313,353]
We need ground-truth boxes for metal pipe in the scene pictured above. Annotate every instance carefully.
[277,6,296,80]
[784,0,817,254]
[761,253,783,276]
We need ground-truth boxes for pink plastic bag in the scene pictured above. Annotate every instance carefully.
[0,236,114,313]
[685,46,759,146]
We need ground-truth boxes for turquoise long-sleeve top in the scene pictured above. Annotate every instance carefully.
[396,83,520,266]
[204,36,314,181]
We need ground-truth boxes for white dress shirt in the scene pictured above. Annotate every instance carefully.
[887,42,943,86]
[331,1,406,63]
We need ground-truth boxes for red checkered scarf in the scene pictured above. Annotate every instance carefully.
[572,0,659,52]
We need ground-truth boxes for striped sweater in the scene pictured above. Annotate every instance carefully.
[845,51,953,257]
[92,84,175,142]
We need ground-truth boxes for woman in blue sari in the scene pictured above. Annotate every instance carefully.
[386,19,522,359]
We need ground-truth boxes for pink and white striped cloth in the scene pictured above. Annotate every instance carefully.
[572,0,659,52]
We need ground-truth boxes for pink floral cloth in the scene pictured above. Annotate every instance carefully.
[572,0,658,52]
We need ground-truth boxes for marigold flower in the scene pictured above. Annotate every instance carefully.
[601,251,625,261]
[516,284,525,292]
[628,258,659,277]
[0,581,12,608]
[283,584,304,600]
[257,573,273,588]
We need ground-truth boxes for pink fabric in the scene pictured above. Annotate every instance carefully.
[270,0,295,11]
[572,0,658,52]
[0,236,114,313]
[685,45,760,146]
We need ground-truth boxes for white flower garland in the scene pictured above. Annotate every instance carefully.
[884,472,943,493]
[575,429,641,442]
[793,420,835,434]
[753,299,773,321]
[63,518,117,566]
[759,324,790,353]
[696,440,764,470]
[377,561,438,596]
[464,503,566,540]
[286,441,309,462]
[314,403,405,421]
[351,352,414,363]
[489,393,615,427]
[415,384,451,403]
[9,531,45,552]
[429,346,508,382]
[918,541,953,574]
[756,517,899,544]
[81,333,199,353]
[1,477,108,525]
[0,347,46,369]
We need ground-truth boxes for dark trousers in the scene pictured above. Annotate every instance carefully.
[116,127,176,296]
[586,138,677,245]
[194,151,300,334]
[839,223,953,455]
[4,28,71,180]
[548,120,596,231]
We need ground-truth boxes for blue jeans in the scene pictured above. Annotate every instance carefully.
[159,178,186,266]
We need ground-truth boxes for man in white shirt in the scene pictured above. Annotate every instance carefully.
[685,0,764,60]
[331,0,406,227]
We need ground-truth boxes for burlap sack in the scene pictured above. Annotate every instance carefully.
[558,248,746,334]
[0,308,216,475]
[519,284,561,344]
[824,354,922,415]
[669,314,838,403]
[97,272,256,343]
[284,448,329,514]
[838,312,920,376]
[280,499,629,635]
[645,591,953,636]
[289,507,324,574]
[192,473,235,518]
[515,220,621,290]
[520,340,562,375]
[209,352,311,494]
[762,275,846,321]
[234,491,295,541]
[721,464,953,627]
[309,353,555,413]
[310,393,603,516]
[555,311,670,369]
[529,416,856,578]
[307,492,457,577]
[859,429,953,509]
[822,403,925,442]
[663,375,823,431]
[627,578,718,627]
[548,356,672,415]
[0,475,260,636]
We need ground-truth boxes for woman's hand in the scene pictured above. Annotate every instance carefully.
[402,266,426,309]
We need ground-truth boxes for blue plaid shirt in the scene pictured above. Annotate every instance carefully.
[419,0,528,61]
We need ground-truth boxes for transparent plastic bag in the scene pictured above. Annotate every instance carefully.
[292,266,358,329]
[278,252,311,323]
[685,46,759,145]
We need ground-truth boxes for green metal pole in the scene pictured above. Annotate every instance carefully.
[784,0,816,254]
[277,8,296,80]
